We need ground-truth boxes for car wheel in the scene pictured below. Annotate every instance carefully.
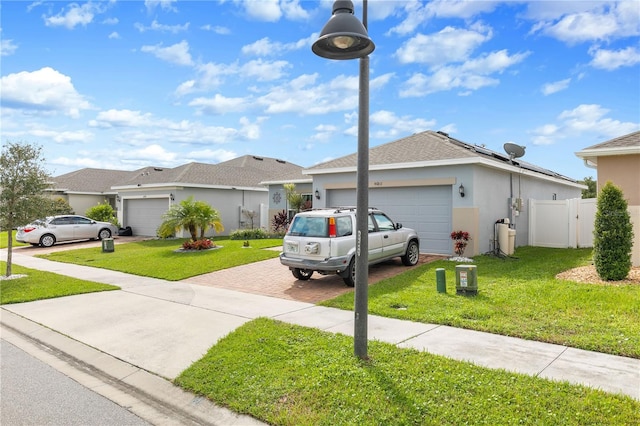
[402,240,420,266]
[40,234,56,248]
[342,258,356,287]
[292,268,313,280]
[98,228,112,240]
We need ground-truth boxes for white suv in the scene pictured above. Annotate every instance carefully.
[279,207,420,286]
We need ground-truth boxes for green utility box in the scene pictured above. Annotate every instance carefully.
[455,265,477,295]
[102,238,114,253]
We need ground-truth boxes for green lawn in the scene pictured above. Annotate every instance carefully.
[37,238,283,280]
[0,230,27,249]
[0,261,118,304]
[176,318,639,426]
[321,247,640,358]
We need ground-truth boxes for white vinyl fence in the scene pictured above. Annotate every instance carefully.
[528,198,596,248]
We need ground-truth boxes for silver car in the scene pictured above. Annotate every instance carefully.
[280,207,420,286]
[16,215,117,247]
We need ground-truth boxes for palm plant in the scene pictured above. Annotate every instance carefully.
[158,197,224,241]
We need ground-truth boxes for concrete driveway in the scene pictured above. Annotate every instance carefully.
[12,237,445,304]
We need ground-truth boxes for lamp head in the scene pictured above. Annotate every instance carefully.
[312,0,375,60]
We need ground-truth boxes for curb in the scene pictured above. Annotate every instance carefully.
[0,309,266,426]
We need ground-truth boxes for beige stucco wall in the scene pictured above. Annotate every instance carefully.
[452,207,479,257]
[597,154,640,205]
[596,154,640,267]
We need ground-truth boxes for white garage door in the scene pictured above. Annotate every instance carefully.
[124,198,170,237]
[327,187,452,254]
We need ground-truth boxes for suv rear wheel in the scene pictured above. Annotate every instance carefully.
[292,268,313,280]
[342,259,356,287]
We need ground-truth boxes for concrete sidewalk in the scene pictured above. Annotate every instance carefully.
[1,249,639,407]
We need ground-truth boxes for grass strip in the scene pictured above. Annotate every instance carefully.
[0,261,118,304]
[321,247,640,358]
[37,238,282,280]
[175,318,640,426]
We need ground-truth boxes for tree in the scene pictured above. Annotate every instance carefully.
[579,176,597,199]
[593,181,634,281]
[0,142,51,277]
[284,183,305,213]
[85,201,118,227]
[157,196,223,241]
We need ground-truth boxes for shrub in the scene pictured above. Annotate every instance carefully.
[47,198,74,215]
[229,228,269,240]
[593,181,634,280]
[450,230,471,256]
[272,210,289,233]
[181,238,214,250]
[85,202,119,227]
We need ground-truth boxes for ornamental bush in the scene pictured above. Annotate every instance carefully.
[593,181,634,281]
[229,228,270,240]
[85,202,118,227]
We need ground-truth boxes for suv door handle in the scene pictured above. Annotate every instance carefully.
[384,235,389,239]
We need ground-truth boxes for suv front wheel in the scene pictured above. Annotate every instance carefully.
[401,240,420,266]
[292,268,313,280]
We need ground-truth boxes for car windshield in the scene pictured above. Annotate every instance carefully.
[288,216,327,237]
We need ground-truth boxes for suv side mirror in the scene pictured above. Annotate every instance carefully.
[396,223,403,229]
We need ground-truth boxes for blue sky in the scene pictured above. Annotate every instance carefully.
[1,0,639,180]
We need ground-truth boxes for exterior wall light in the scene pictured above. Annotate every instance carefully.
[170,193,175,201]
[315,189,321,200]
[459,184,465,197]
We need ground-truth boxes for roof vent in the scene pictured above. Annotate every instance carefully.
[153,167,164,171]
[436,130,449,137]
[252,156,264,161]
[276,159,286,164]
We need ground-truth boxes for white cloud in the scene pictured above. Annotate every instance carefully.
[29,129,94,144]
[395,25,493,66]
[531,104,640,145]
[241,59,290,81]
[188,94,250,115]
[134,19,189,33]
[387,0,500,36]
[589,46,640,70]
[238,0,309,22]
[542,78,571,95]
[370,110,436,139]
[141,40,193,66]
[241,35,315,57]
[399,50,530,97]
[108,31,120,39]
[201,25,231,35]
[89,109,155,128]
[144,0,177,12]
[43,2,104,29]
[528,1,640,44]
[174,62,238,96]
[186,148,238,163]
[0,67,92,118]
[1,38,18,56]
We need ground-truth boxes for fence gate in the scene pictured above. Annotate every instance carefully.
[528,198,596,248]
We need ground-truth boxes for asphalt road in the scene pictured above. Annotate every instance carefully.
[1,339,149,426]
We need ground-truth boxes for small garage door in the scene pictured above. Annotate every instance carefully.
[327,187,452,254]
[124,198,170,237]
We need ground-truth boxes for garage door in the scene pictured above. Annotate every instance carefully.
[327,187,452,254]
[124,198,171,237]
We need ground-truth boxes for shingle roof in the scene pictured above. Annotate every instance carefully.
[306,130,574,181]
[51,155,305,193]
[49,168,134,193]
[307,131,475,170]
[582,130,640,150]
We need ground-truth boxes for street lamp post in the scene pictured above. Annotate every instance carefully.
[312,0,375,359]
